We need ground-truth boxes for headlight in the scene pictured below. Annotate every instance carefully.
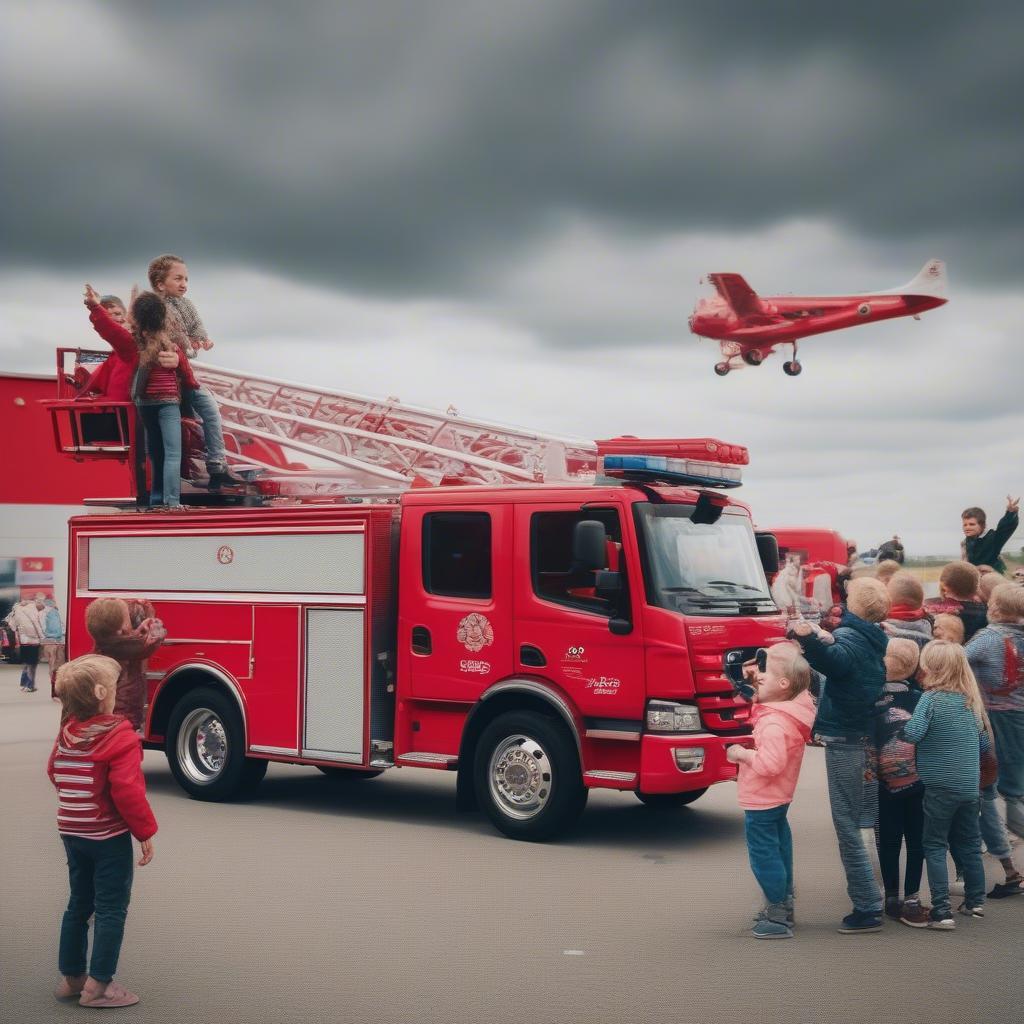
[646,700,702,733]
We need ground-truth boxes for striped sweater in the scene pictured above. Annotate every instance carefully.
[902,691,985,799]
[46,715,158,841]
[966,623,1024,714]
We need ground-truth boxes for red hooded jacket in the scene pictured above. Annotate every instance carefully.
[47,715,158,841]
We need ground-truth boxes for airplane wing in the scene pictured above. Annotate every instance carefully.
[707,273,763,317]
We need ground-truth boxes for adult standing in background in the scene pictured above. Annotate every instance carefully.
[877,535,905,565]
[962,496,1019,575]
[11,598,44,692]
[40,595,66,699]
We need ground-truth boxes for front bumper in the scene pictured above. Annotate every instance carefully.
[637,732,753,794]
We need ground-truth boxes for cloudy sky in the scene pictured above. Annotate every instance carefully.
[2,1,1022,555]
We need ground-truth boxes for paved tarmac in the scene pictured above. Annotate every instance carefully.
[2,663,1021,1024]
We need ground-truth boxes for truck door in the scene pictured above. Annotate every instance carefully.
[513,504,646,722]
[400,504,513,702]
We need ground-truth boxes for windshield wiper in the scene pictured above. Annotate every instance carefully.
[703,580,764,593]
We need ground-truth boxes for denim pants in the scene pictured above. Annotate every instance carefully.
[59,833,134,983]
[922,788,985,915]
[991,711,1024,835]
[744,804,793,906]
[876,787,924,898]
[139,401,182,506]
[19,643,39,688]
[187,387,226,469]
[821,735,882,913]
[979,784,1012,859]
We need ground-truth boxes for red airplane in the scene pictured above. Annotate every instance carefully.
[689,259,947,376]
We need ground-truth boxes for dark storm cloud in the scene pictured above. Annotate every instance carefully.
[3,0,1022,294]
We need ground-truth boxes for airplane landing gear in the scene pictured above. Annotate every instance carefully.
[783,360,802,376]
[742,349,764,366]
[714,362,731,376]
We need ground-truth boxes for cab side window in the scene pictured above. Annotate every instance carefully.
[531,508,624,616]
[422,512,492,599]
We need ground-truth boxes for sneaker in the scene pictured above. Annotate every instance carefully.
[754,898,795,926]
[957,902,985,918]
[927,910,956,930]
[988,876,1023,899]
[899,899,931,928]
[884,896,902,921]
[751,918,793,939]
[838,910,883,934]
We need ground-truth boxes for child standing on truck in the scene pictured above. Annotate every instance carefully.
[726,643,816,939]
[961,498,1020,576]
[791,577,890,934]
[902,641,990,929]
[48,655,157,1008]
[86,598,166,732]
[148,254,239,490]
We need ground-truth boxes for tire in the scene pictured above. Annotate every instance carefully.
[783,360,802,376]
[165,686,266,801]
[742,349,763,366]
[714,362,730,377]
[635,788,707,809]
[474,711,587,841]
[317,766,385,780]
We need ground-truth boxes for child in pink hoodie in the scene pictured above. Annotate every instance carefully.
[727,642,817,938]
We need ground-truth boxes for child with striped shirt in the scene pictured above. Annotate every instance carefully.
[902,641,990,929]
[48,655,157,1008]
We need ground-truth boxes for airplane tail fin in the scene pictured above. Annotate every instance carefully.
[892,258,947,299]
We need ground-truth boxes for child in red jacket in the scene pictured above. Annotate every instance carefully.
[48,655,158,1008]
[727,643,817,939]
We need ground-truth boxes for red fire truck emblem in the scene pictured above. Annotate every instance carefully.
[217,545,234,565]
[457,613,493,653]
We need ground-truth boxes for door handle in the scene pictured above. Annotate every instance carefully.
[411,626,432,655]
[519,644,546,667]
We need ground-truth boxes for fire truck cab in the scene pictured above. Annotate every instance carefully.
[64,437,785,840]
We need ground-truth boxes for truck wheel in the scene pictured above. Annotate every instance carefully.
[317,766,385,780]
[474,711,587,841]
[635,788,707,809]
[166,686,266,801]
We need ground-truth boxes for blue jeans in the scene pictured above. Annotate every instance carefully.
[744,804,793,906]
[139,402,182,507]
[922,788,985,915]
[980,783,1012,859]
[821,735,882,914]
[992,710,1024,836]
[187,387,226,469]
[59,833,134,983]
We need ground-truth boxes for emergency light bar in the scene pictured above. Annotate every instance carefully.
[595,437,747,489]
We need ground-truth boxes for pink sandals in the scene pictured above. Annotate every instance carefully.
[78,981,140,1008]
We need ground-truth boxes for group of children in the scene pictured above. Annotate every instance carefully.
[730,502,1024,938]
[82,254,238,509]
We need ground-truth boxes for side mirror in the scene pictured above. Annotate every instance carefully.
[755,532,780,576]
[572,520,607,572]
[609,617,633,636]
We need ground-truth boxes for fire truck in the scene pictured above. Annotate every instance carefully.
[51,352,785,840]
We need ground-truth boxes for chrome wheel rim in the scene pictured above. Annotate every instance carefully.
[177,708,228,785]
[488,733,552,821]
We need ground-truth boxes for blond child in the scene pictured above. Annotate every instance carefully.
[85,598,166,731]
[924,561,987,641]
[933,614,965,644]
[727,643,816,938]
[966,583,1024,847]
[874,560,902,585]
[978,570,1009,603]
[792,577,890,933]
[147,254,241,490]
[48,655,157,1008]
[902,641,990,928]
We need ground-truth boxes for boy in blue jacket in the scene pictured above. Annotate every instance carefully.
[792,577,890,933]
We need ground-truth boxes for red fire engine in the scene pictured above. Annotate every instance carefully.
[52,353,785,840]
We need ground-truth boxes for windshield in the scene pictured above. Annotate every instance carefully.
[635,504,773,614]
